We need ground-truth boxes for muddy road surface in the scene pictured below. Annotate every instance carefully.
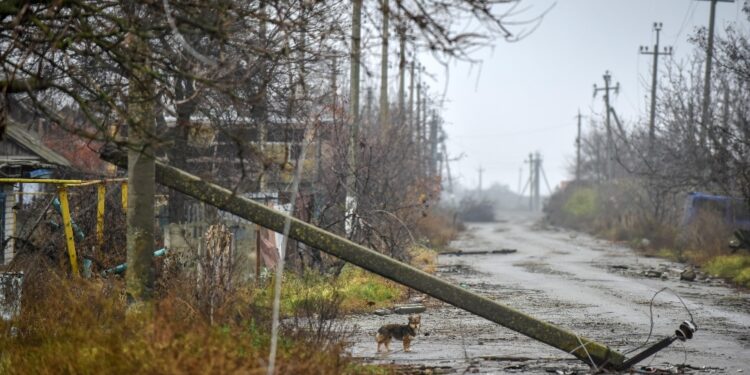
[349,212,750,374]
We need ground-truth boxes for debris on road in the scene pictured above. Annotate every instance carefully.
[441,249,517,256]
[643,270,664,278]
[394,304,426,314]
[681,267,697,281]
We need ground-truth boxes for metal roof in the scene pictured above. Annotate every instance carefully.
[3,119,71,168]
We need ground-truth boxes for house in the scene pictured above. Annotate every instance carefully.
[1,119,71,264]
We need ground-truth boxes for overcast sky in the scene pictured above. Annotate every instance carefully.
[420,0,747,195]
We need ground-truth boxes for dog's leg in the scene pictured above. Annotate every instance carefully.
[403,336,411,352]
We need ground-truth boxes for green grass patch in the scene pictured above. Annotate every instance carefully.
[705,254,750,288]
[255,266,405,315]
[562,187,598,219]
[655,248,681,261]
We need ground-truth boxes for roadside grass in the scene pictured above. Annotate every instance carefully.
[254,266,405,315]
[409,245,438,274]
[705,255,750,288]
[0,206,457,374]
[0,274,389,375]
[654,247,681,261]
[416,210,460,249]
[546,182,750,289]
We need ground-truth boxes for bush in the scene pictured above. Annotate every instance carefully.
[563,187,598,219]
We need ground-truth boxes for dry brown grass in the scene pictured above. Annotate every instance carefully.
[0,265,391,375]
[409,246,438,274]
[415,209,460,249]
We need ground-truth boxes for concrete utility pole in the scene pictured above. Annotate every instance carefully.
[343,0,363,237]
[526,153,534,211]
[477,165,484,196]
[398,25,407,126]
[378,0,389,129]
[429,110,438,176]
[576,110,582,181]
[593,71,619,180]
[698,0,734,145]
[639,22,672,149]
[534,152,542,211]
[408,59,415,133]
[442,139,453,193]
[365,86,373,128]
[421,87,428,175]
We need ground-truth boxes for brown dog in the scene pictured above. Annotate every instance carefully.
[376,314,421,353]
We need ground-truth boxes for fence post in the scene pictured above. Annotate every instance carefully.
[58,186,79,277]
[97,183,105,250]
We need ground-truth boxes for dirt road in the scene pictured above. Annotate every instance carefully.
[349,212,750,374]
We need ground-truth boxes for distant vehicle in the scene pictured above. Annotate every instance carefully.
[681,192,750,231]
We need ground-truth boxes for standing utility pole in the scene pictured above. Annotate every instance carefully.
[698,0,734,144]
[415,68,421,157]
[429,110,438,176]
[378,0,390,129]
[477,165,484,197]
[421,85,428,175]
[639,22,672,149]
[534,152,542,211]
[593,71,619,180]
[397,24,407,126]
[346,0,363,234]
[526,153,534,211]
[576,110,582,181]
[408,59,415,133]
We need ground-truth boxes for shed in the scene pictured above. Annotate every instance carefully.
[1,119,71,264]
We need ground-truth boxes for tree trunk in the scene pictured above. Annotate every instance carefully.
[125,29,156,303]
[168,77,195,224]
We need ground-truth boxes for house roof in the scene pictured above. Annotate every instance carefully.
[3,119,71,168]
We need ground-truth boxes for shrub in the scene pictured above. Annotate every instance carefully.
[705,255,750,282]
[563,187,598,220]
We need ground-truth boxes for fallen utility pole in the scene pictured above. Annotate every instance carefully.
[101,149,627,369]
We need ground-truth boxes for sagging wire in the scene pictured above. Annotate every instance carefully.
[266,124,316,375]
[568,332,599,373]
[624,287,695,356]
